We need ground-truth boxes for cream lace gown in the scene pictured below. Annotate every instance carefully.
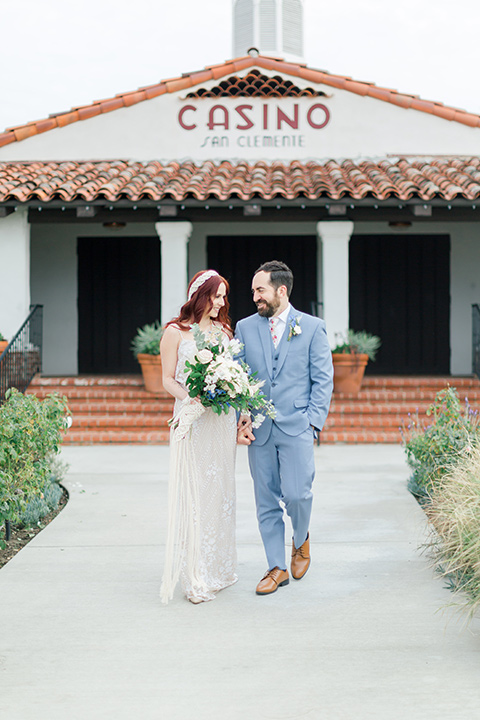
[160,336,238,603]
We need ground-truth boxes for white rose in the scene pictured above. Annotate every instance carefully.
[228,338,242,355]
[293,325,302,335]
[197,349,213,364]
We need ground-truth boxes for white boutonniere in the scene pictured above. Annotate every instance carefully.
[287,316,302,341]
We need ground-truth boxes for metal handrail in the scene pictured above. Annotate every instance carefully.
[0,304,43,404]
[473,304,480,379]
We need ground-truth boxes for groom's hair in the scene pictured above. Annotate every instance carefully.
[255,260,294,296]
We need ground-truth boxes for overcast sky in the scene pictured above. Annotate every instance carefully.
[1,0,479,133]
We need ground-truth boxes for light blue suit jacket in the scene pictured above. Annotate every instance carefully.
[235,307,333,446]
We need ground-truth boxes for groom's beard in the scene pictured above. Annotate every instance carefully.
[256,297,281,317]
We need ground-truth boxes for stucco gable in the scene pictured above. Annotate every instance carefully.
[1,54,480,162]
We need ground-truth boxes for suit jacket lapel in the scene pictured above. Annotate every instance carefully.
[275,307,298,376]
[257,315,273,378]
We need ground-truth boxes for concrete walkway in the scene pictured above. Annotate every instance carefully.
[1,444,479,720]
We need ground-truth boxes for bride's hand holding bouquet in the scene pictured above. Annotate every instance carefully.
[169,324,275,441]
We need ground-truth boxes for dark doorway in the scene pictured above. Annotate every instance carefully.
[207,235,317,326]
[78,237,161,373]
[349,234,450,374]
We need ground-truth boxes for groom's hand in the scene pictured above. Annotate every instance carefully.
[237,415,255,445]
[237,430,253,445]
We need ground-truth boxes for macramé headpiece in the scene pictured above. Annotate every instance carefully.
[187,270,219,301]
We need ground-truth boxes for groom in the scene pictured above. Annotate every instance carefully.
[236,260,333,595]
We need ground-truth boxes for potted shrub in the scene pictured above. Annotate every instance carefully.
[332,330,381,394]
[0,332,8,355]
[131,321,164,393]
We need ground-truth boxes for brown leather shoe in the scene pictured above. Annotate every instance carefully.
[291,533,310,579]
[255,567,289,595]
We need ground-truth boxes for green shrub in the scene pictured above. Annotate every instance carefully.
[401,387,480,500]
[15,462,67,528]
[426,443,480,618]
[0,389,70,545]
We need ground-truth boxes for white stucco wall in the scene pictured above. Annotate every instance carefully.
[0,210,30,339]
[30,225,78,375]
[30,222,158,375]
[449,223,480,374]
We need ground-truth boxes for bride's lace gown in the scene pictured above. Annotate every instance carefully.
[161,335,238,603]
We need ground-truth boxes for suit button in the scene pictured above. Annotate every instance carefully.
[272,382,277,387]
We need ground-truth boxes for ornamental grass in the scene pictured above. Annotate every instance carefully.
[425,442,480,618]
[402,387,480,501]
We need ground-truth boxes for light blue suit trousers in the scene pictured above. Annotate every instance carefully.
[236,307,333,570]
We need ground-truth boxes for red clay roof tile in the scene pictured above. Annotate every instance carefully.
[99,98,125,113]
[122,91,147,107]
[165,78,193,93]
[2,158,480,204]
[77,106,101,121]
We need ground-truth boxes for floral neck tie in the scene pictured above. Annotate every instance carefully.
[269,317,279,348]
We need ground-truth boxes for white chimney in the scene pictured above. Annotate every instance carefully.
[232,0,304,63]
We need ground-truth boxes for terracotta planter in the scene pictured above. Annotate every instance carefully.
[0,340,8,355]
[332,353,369,395]
[137,353,163,393]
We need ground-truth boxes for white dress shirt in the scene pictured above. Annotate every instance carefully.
[270,303,291,347]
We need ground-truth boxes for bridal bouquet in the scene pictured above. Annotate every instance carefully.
[170,324,275,440]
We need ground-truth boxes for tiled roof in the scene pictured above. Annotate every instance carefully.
[2,55,480,149]
[186,69,325,98]
[2,158,480,203]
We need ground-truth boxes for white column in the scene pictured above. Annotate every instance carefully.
[155,221,192,326]
[0,210,30,338]
[317,221,354,347]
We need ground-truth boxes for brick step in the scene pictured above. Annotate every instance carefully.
[28,387,170,401]
[30,375,146,387]
[64,400,173,414]
[333,389,480,401]
[63,428,400,445]
[362,375,480,388]
[330,402,434,414]
[63,429,171,444]
[320,431,401,443]
[27,373,480,445]
[325,415,408,429]
[70,414,170,429]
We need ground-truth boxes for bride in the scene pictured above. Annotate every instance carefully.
[160,270,238,604]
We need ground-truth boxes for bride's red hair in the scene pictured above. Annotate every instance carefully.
[165,271,232,334]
